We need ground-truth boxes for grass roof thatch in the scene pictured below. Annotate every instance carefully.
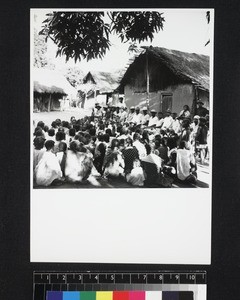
[33,68,77,96]
[118,47,210,91]
[76,70,123,94]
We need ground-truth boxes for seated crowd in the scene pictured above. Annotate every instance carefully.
[33,102,209,187]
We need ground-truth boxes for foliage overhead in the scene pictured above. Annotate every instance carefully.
[40,11,165,62]
[34,29,55,69]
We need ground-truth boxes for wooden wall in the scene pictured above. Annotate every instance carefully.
[124,83,196,115]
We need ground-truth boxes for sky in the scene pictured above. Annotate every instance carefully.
[32,9,213,73]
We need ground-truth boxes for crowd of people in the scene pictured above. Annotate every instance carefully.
[33,100,210,188]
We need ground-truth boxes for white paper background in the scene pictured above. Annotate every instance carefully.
[31,188,211,263]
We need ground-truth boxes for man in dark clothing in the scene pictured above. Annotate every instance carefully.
[195,117,209,163]
[196,101,209,117]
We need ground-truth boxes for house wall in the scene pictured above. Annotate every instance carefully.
[124,83,196,115]
[34,93,62,112]
[198,89,209,109]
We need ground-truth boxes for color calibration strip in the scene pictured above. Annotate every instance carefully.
[46,291,193,300]
[33,272,206,300]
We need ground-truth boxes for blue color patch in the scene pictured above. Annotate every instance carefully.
[47,291,63,300]
[63,291,80,300]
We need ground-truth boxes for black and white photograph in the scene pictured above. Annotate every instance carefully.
[30,8,213,264]
[31,9,213,189]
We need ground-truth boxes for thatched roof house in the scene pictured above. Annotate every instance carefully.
[33,68,77,111]
[117,47,210,115]
[77,71,121,94]
[76,70,122,108]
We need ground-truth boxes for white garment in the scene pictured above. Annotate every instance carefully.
[119,111,128,122]
[131,113,142,125]
[35,151,62,186]
[141,113,150,125]
[94,108,103,117]
[126,112,135,123]
[176,149,195,180]
[104,153,125,177]
[148,116,158,127]
[33,148,46,171]
[126,166,145,186]
[162,116,173,130]
[172,119,182,135]
[133,140,147,160]
[65,150,92,182]
[56,152,64,165]
[156,118,164,128]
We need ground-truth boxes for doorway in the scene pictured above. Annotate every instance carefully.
[160,92,173,114]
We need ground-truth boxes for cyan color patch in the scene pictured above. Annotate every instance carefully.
[63,291,80,300]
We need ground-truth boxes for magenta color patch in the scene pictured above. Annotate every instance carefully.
[129,291,145,300]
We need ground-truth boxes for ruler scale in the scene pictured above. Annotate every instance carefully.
[33,271,206,300]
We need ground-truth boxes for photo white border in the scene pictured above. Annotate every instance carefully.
[30,8,214,264]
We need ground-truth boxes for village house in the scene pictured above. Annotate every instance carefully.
[33,68,77,112]
[76,71,122,108]
[116,46,210,116]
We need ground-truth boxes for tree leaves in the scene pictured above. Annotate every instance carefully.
[110,12,164,43]
[41,11,165,62]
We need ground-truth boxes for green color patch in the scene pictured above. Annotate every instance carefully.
[80,292,96,300]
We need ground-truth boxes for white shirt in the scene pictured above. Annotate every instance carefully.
[127,112,135,123]
[142,113,150,125]
[133,140,147,159]
[172,119,182,135]
[94,108,103,117]
[156,118,164,128]
[119,111,128,122]
[148,116,158,127]
[132,113,142,125]
[162,116,173,130]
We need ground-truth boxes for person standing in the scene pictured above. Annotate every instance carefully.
[93,103,103,121]
[118,97,126,109]
[196,101,209,117]
[195,117,209,163]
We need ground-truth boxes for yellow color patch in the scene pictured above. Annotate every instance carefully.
[96,291,113,300]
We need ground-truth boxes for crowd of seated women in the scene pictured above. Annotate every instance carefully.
[33,108,209,188]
